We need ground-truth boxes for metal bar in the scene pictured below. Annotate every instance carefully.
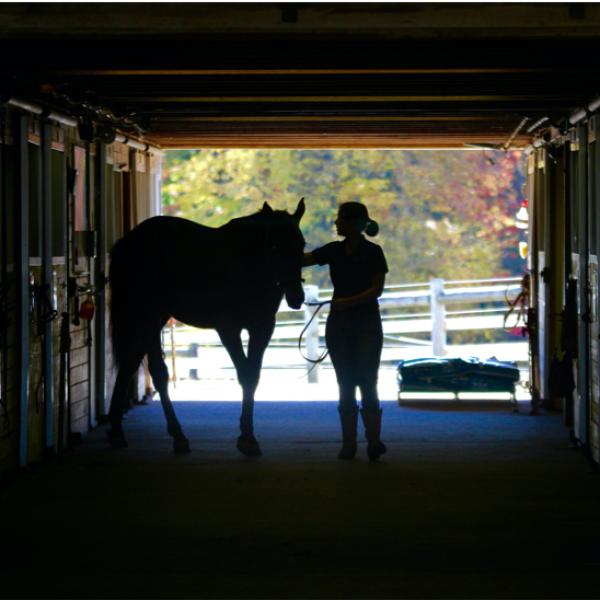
[16,112,30,467]
[7,98,78,127]
[526,116,549,134]
[502,116,530,151]
[41,121,54,452]
[113,134,163,155]
[570,108,588,126]
[8,98,42,115]
[46,112,78,128]
[588,96,600,114]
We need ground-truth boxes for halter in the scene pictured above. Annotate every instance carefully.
[260,213,303,290]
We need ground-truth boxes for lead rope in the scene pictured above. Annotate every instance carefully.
[298,301,331,378]
[503,274,529,333]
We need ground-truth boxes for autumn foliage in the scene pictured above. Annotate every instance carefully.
[163,149,527,289]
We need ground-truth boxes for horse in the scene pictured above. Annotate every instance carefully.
[107,199,306,456]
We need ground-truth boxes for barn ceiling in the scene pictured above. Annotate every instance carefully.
[2,3,600,148]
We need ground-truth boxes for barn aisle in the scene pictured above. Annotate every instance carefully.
[1,400,599,599]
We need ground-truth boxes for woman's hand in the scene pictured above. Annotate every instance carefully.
[332,274,386,311]
[332,296,355,311]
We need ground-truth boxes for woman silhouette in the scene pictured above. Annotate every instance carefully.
[304,202,388,461]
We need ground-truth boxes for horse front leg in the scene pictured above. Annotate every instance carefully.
[243,325,272,426]
[217,327,262,456]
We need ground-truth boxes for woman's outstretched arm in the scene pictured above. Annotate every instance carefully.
[303,252,318,267]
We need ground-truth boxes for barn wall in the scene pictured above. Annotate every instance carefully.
[529,118,600,465]
[0,105,162,477]
[0,108,18,472]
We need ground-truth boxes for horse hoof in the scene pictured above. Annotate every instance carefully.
[173,437,191,454]
[237,435,262,457]
[107,429,128,449]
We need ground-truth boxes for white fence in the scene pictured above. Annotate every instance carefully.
[164,276,527,383]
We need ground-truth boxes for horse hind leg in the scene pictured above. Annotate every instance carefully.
[148,338,190,454]
[108,352,145,449]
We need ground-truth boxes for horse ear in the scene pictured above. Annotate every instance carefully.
[262,202,274,215]
[293,197,306,222]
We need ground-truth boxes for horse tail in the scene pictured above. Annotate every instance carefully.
[108,235,135,369]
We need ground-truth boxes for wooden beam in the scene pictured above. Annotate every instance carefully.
[114,94,552,103]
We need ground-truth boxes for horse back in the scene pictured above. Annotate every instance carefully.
[112,215,250,294]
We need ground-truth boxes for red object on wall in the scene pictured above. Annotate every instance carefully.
[79,296,95,321]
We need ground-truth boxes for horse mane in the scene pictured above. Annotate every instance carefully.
[223,207,295,230]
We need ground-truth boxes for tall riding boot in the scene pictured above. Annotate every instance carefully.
[360,408,387,462]
[338,407,358,460]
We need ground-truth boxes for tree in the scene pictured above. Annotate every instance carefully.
[162,148,526,289]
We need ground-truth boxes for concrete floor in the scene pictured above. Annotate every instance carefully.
[1,399,600,599]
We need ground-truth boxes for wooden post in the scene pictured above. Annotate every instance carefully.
[430,278,447,356]
[303,285,320,383]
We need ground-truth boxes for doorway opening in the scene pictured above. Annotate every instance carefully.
[159,148,529,403]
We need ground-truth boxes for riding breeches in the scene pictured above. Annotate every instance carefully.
[325,308,383,414]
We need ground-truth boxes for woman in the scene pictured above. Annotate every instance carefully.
[304,202,388,461]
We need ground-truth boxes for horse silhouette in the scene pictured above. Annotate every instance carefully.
[107,199,306,455]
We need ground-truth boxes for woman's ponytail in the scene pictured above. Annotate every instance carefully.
[364,219,379,237]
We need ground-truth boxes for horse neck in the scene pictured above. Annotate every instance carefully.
[221,214,270,260]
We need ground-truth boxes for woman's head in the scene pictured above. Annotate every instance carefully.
[335,202,379,237]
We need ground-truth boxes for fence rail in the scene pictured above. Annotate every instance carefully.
[163,276,526,382]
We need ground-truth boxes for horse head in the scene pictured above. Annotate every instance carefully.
[262,198,306,310]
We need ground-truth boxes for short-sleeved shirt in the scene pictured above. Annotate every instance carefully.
[311,238,388,312]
